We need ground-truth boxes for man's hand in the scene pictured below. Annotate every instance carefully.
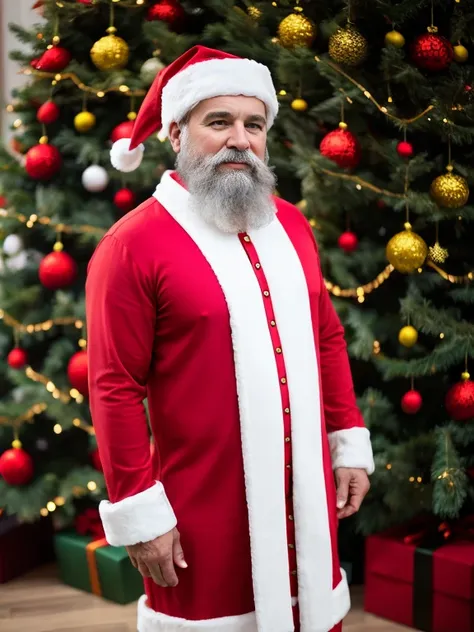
[126,527,187,587]
[334,467,370,519]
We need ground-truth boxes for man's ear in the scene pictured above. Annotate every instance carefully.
[169,122,182,153]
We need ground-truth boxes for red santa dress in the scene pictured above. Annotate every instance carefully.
[85,170,375,632]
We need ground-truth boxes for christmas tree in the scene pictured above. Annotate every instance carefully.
[1,0,473,543]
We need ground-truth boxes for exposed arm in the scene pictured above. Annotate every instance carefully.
[85,235,177,545]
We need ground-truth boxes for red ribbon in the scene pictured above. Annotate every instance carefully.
[402,516,474,547]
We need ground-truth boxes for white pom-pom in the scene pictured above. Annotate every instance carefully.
[3,234,24,257]
[157,129,168,142]
[110,138,145,172]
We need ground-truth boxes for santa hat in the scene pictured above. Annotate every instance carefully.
[110,45,279,173]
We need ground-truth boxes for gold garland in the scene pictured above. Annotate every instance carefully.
[325,264,394,301]
[0,309,83,334]
[0,403,47,428]
[427,260,474,284]
[24,365,83,404]
[314,56,435,125]
[0,208,106,236]
[317,167,406,198]
[20,68,146,99]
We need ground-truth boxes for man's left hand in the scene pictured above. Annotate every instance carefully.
[334,467,370,519]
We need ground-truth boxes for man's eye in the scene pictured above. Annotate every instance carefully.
[247,123,263,130]
[210,120,227,127]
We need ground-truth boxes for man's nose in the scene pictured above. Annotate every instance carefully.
[226,123,250,152]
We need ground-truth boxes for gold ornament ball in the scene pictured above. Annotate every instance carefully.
[291,98,308,112]
[386,224,428,274]
[328,25,368,66]
[90,33,129,71]
[385,29,405,48]
[430,172,469,209]
[278,13,316,49]
[453,44,469,63]
[74,111,96,133]
[398,325,418,348]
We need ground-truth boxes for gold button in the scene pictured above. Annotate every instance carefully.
[270,320,276,327]
[289,543,295,549]
[255,263,261,269]
[276,347,282,354]
[289,515,294,521]
[281,377,287,384]
[243,236,251,243]
[291,570,297,576]
[285,437,291,443]
[284,407,290,414]
[263,290,270,297]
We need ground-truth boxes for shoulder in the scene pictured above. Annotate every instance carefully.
[273,196,320,251]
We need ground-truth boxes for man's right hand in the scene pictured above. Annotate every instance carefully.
[125,527,187,587]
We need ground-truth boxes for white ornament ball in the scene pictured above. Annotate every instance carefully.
[3,234,24,256]
[140,57,165,86]
[5,250,29,272]
[82,165,109,192]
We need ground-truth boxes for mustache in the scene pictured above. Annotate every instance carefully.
[206,148,262,169]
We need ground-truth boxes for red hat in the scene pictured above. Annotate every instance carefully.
[110,45,279,172]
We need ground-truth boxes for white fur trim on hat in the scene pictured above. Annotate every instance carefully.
[110,137,145,173]
[160,57,279,140]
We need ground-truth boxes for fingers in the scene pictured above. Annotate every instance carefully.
[137,561,153,579]
[173,532,188,569]
[159,554,179,587]
[335,469,350,510]
[147,562,168,587]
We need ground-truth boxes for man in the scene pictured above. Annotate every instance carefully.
[86,46,374,632]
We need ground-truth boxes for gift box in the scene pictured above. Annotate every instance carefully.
[364,519,474,632]
[54,530,144,604]
[0,513,54,583]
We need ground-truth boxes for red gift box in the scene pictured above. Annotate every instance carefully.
[364,521,474,632]
[0,513,54,583]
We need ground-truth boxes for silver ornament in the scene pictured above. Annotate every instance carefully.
[82,165,109,192]
[140,57,165,86]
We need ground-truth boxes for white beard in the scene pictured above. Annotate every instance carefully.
[175,128,277,234]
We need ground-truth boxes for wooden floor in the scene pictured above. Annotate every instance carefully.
[0,563,414,632]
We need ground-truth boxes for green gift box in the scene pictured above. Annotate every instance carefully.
[54,531,144,604]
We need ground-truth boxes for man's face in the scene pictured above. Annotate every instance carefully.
[170,95,268,162]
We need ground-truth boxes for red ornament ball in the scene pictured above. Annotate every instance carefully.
[114,188,136,213]
[338,231,358,252]
[39,251,77,290]
[110,120,135,144]
[445,379,474,421]
[147,0,185,29]
[0,447,34,486]
[30,57,40,69]
[401,389,423,414]
[8,348,28,370]
[67,350,88,397]
[90,447,102,472]
[25,143,62,180]
[37,100,60,125]
[35,46,72,73]
[397,141,414,159]
[411,33,453,71]
[320,127,361,169]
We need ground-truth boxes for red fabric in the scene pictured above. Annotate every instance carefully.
[365,529,474,632]
[86,192,361,622]
[129,46,240,150]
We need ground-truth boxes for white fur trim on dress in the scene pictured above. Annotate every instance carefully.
[159,57,279,140]
[153,172,338,632]
[328,427,375,475]
[110,137,145,173]
[136,569,350,632]
[99,481,177,546]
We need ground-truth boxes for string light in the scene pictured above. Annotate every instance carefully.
[0,403,47,428]
[87,481,98,491]
[0,309,83,334]
[325,264,394,299]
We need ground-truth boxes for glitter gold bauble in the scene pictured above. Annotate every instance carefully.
[74,111,96,133]
[385,29,405,48]
[90,28,129,71]
[278,13,316,49]
[328,24,368,66]
[398,325,418,348]
[247,6,262,20]
[386,223,428,274]
[291,98,308,112]
[453,44,469,63]
[428,241,449,264]
[430,169,469,209]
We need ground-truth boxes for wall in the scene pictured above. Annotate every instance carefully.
[0,0,42,140]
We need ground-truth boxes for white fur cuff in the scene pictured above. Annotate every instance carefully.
[328,427,375,475]
[99,481,177,546]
